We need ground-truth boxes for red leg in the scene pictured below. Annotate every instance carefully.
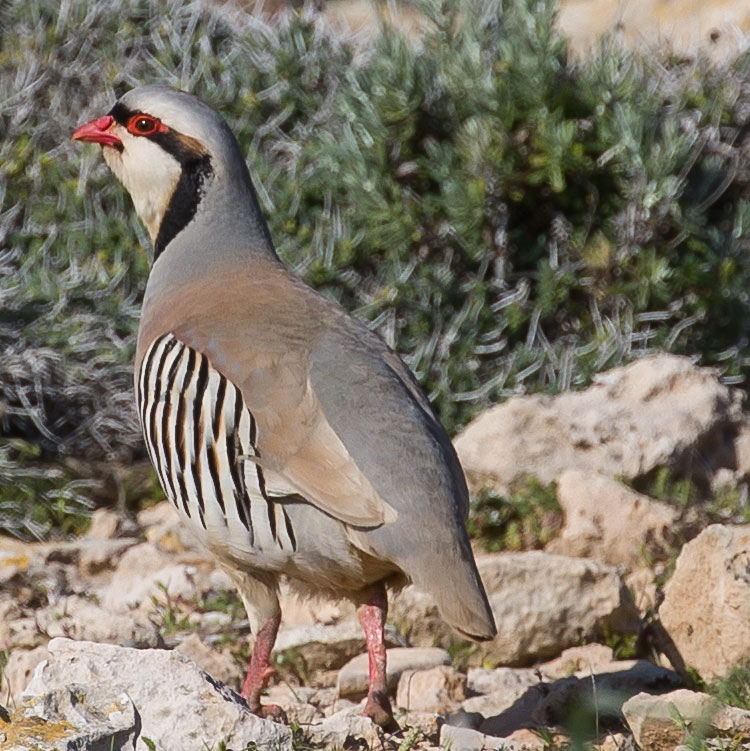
[241,611,285,722]
[357,586,398,731]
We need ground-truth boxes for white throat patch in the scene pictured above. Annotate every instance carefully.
[103,132,182,241]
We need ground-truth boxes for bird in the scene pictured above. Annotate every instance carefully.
[72,84,496,729]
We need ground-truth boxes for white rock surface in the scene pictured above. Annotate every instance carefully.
[455,355,742,493]
[275,620,368,671]
[4,684,137,751]
[546,470,678,567]
[396,665,466,713]
[0,645,50,705]
[304,705,383,748]
[21,637,291,751]
[35,595,159,647]
[336,647,451,697]
[659,524,750,681]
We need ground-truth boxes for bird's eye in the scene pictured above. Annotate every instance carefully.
[126,115,162,136]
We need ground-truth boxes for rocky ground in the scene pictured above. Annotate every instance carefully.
[3,354,750,750]
[321,0,750,60]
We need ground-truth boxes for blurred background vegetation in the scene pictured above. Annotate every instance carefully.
[2,0,750,538]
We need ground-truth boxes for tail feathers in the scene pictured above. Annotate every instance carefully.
[413,551,497,643]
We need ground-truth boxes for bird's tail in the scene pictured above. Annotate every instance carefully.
[411,539,497,642]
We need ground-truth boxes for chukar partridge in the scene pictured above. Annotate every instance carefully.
[72,85,496,728]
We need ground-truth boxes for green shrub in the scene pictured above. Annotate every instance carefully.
[4,0,750,536]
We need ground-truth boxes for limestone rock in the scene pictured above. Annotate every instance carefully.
[1,646,49,705]
[35,595,159,647]
[275,620,369,673]
[659,524,750,681]
[2,684,137,751]
[396,665,466,713]
[455,355,742,493]
[100,542,215,612]
[22,637,291,751]
[175,633,243,689]
[623,689,750,751]
[305,705,382,749]
[546,470,678,567]
[539,644,615,679]
[85,508,122,540]
[392,552,640,665]
[440,723,547,751]
[466,666,540,697]
[336,647,451,698]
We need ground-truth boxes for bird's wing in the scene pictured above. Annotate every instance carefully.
[138,266,405,529]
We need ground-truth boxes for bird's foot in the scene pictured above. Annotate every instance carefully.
[362,690,399,732]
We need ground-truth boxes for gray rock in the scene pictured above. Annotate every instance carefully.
[1,645,49,705]
[546,470,678,567]
[623,689,750,751]
[440,723,545,751]
[396,665,466,713]
[538,644,615,679]
[22,637,291,751]
[392,552,640,665]
[305,705,383,748]
[466,666,540,697]
[454,354,742,493]
[337,647,451,698]
[275,620,368,673]
[4,683,137,751]
[175,633,243,689]
[35,595,159,647]
[462,668,541,718]
[659,524,750,682]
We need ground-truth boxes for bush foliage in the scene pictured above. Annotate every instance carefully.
[3,0,750,536]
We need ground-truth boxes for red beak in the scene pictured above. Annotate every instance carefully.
[71,115,122,149]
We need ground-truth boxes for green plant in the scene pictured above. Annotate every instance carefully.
[467,477,561,551]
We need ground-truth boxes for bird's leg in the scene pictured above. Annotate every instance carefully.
[357,585,398,731]
[241,610,285,721]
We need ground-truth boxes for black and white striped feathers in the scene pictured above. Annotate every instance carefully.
[137,333,296,555]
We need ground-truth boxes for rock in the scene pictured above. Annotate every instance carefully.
[278,583,357,627]
[622,689,750,751]
[539,644,615,680]
[336,647,451,698]
[2,684,137,751]
[34,595,159,647]
[1,646,49,704]
[440,723,546,751]
[392,552,640,665]
[396,665,466,713]
[100,542,210,612]
[546,471,678,567]
[530,660,681,731]
[175,633,243,689]
[659,524,750,681]
[85,508,122,540]
[138,502,205,556]
[275,620,369,673]
[78,539,137,576]
[0,537,35,583]
[305,705,383,749]
[466,666,540,697]
[625,567,659,614]
[455,355,742,494]
[263,684,329,724]
[22,637,291,751]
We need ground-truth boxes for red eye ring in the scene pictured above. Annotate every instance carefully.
[126,114,165,136]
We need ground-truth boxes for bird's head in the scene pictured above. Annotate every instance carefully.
[72,85,261,259]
